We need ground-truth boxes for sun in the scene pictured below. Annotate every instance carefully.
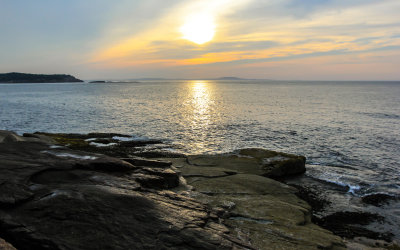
[180,13,215,45]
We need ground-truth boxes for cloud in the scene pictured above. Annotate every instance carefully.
[0,0,399,79]
[90,0,253,64]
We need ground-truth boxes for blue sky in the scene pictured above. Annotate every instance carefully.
[1,0,399,80]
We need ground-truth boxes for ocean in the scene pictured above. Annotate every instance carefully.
[1,80,399,239]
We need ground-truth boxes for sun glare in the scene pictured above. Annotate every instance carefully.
[180,13,215,45]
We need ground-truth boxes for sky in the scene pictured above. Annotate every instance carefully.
[1,0,399,80]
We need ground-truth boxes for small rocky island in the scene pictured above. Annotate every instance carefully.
[89,80,106,83]
[0,130,397,249]
[0,73,83,83]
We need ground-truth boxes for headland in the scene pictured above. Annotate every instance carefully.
[0,72,83,83]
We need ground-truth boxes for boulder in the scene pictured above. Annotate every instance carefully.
[314,212,393,242]
[23,133,57,144]
[134,167,180,188]
[238,148,306,177]
[187,148,306,178]
[361,193,398,206]
[0,131,37,143]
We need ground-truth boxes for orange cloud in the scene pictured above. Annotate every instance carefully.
[87,0,400,76]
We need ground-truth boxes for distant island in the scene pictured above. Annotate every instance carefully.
[214,77,243,80]
[89,80,106,83]
[119,77,251,81]
[0,72,83,83]
[89,80,140,83]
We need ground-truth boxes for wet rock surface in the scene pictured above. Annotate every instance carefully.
[1,131,360,249]
[186,148,306,178]
[166,153,344,249]
[0,131,251,249]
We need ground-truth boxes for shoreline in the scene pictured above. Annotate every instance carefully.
[0,130,398,249]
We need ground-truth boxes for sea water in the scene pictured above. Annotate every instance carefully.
[1,80,400,238]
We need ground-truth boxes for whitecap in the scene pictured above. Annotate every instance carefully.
[112,135,149,142]
[348,185,361,194]
[41,150,98,160]
[317,177,361,195]
[89,142,117,147]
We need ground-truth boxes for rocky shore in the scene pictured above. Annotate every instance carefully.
[0,130,397,249]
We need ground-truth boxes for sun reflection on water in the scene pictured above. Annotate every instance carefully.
[187,80,214,152]
[191,81,211,116]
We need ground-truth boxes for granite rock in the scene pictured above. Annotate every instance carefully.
[0,131,250,250]
[166,156,344,250]
[187,148,306,178]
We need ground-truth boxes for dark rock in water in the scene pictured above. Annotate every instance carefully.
[291,184,331,213]
[361,193,398,206]
[86,132,131,138]
[0,72,83,83]
[283,175,400,244]
[315,211,393,242]
[134,151,187,159]
[0,131,250,250]
[35,132,131,141]
[319,211,384,226]
[118,139,163,147]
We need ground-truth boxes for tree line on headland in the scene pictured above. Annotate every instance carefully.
[0,72,83,83]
